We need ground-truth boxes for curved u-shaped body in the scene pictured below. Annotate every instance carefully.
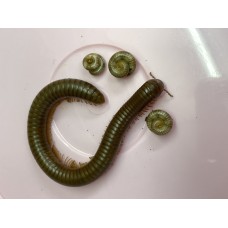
[27,78,164,186]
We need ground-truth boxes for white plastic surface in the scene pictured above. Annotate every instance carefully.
[0,29,228,198]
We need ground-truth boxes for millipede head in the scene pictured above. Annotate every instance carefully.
[149,72,173,97]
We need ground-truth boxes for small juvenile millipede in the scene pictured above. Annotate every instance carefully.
[27,78,165,186]
[108,51,136,78]
[145,110,173,135]
[83,53,105,75]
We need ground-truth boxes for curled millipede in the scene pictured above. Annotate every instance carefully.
[27,78,164,186]
[145,109,173,135]
[83,53,105,75]
[108,51,136,78]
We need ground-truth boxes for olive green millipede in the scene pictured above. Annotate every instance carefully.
[108,51,136,78]
[83,53,105,75]
[27,78,164,186]
[145,110,173,135]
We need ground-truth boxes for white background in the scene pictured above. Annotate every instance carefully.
[1,28,228,198]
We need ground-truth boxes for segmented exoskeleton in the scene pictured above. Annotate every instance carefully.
[27,78,164,186]
[83,53,105,75]
[108,51,136,78]
[145,110,173,135]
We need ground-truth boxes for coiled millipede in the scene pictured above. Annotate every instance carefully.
[145,110,173,135]
[108,51,136,78]
[83,53,105,75]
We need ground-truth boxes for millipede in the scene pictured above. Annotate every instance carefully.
[83,53,105,75]
[145,109,173,135]
[108,51,136,78]
[27,77,165,186]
